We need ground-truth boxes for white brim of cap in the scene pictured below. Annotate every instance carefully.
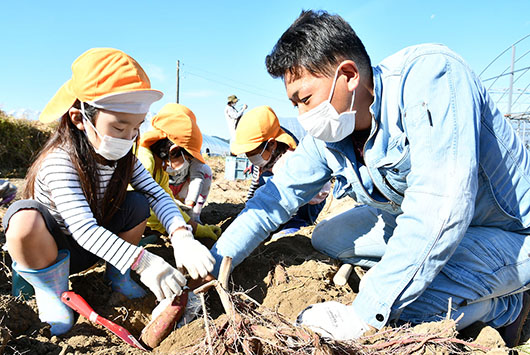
[88,90,163,114]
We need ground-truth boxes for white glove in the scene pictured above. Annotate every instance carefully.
[171,229,215,279]
[132,250,186,301]
[295,301,371,340]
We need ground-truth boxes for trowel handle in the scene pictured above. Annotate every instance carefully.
[61,291,99,322]
[333,264,354,286]
[61,291,146,351]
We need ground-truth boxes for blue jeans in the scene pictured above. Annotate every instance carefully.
[312,204,530,329]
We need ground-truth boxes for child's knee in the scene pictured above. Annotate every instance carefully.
[6,209,46,242]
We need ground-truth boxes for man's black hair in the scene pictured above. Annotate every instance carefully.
[265,10,372,80]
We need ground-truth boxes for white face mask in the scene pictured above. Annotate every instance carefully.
[166,150,190,180]
[81,103,136,161]
[297,67,356,142]
[248,153,269,167]
[247,141,272,167]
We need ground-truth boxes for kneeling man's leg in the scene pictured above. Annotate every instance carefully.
[311,205,396,269]
[400,226,530,330]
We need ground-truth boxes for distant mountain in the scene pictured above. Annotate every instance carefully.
[211,135,229,144]
[7,108,41,121]
[6,108,157,130]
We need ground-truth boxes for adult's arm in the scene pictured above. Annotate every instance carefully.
[210,136,332,276]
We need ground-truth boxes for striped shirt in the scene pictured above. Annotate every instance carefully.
[34,148,186,273]
[246,165,261,201]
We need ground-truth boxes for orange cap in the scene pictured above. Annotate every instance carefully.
[140,103,205,164]
[231,105,297,155]
[39,48,163,123]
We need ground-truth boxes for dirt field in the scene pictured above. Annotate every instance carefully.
[0,157,525,354]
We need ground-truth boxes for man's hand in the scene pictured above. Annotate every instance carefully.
[131,249,186,301]
[171,228,215,279]
[296,301,373,340]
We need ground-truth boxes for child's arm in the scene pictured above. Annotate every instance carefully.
[40,150,143,273]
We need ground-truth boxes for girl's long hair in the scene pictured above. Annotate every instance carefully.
[24,100,137,226]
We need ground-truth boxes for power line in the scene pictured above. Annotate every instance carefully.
[184,69,288,103]
[180,62,288,102]
[182,62,275,96]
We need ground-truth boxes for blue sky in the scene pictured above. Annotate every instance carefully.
[1,1,530,139]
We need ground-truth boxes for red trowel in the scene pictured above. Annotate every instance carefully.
[61,291,147,351]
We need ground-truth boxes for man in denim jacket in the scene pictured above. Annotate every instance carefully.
[211,10,530,345]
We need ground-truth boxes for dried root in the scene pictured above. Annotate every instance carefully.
[188,257,491,355]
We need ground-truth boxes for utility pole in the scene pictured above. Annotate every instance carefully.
[176,60,180,103]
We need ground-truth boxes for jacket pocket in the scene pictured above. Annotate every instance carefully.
[376,136,411,196]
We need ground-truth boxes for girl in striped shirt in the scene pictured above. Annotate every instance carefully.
[2,48,214,335]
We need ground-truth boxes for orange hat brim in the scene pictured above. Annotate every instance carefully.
[140,130,206,164]
[40,48,163,124]
[39,80,77,123]
[231,129,296,155]
[141,103,206,164]
[140,129,168,148]
[230,105,297,155]
[182,147,205,164]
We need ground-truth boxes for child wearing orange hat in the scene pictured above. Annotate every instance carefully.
[2,48,214,335]
[231,105,331,237]
[138,103,219,240]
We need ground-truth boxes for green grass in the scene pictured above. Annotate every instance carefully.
[0,110,53,177]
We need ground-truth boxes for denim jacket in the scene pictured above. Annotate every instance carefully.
[211,43,530,328]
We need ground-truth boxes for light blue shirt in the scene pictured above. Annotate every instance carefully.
[211,43,530,328]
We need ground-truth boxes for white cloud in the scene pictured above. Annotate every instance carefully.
[430,14,436,20]
[144,64,166,82]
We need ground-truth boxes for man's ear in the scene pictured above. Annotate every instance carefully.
[68,107,85,131]
[338,60,360,92]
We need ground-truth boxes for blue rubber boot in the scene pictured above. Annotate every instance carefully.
[11,268,35,300]
[105,263,146,299]
[13,250,74,335]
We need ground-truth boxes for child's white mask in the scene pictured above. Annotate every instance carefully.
[81,103,136,161]
[247,140,272,167]
[166,150,190,182]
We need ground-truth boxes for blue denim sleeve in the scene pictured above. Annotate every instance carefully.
[353,52,482,328]
[210,136,332,276]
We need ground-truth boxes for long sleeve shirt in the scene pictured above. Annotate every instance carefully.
[224,104,245,141]
[34,147,187,273]
[210,43,530,329]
